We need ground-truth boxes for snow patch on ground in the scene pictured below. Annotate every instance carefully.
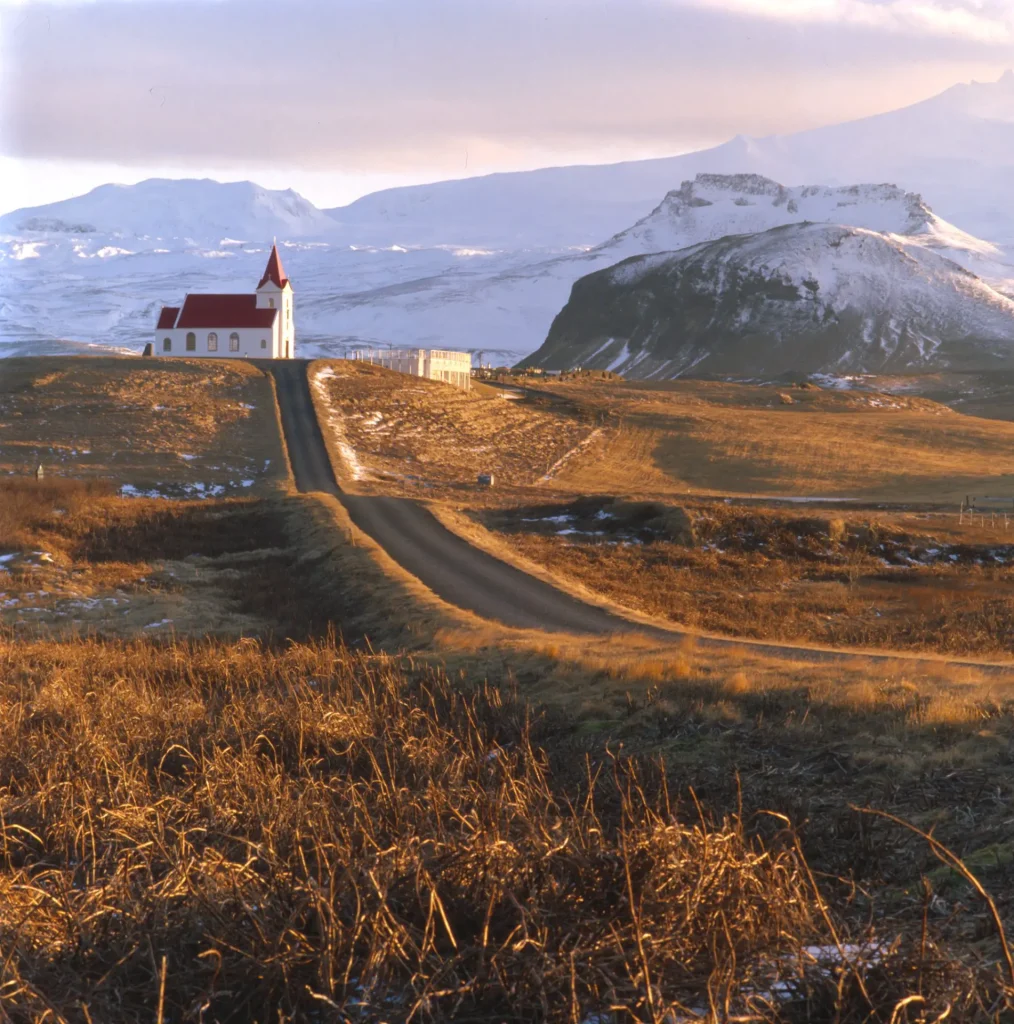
[120,482,227,499]
[311,367,370,481]
[538,429,604,483]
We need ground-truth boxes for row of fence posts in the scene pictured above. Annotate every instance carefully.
[959,496,1013,529]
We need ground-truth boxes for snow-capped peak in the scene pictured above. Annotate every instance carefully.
[597,174,1001,265]
[0,178,339,244]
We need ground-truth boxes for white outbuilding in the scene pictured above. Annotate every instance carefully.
[155,244,295,359]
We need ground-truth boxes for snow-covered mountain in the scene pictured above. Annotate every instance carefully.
[327,70,1014,250]
[598,175,1000,265]
[2,70,1013,365]
[2,174,1010,366]
[0,179,337,244]
[322,175,1011,361]
[522,223,1014,378]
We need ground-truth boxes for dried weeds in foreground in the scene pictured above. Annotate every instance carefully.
[1,636,1009,1022]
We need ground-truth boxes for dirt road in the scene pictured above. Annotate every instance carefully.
[266,361,1014,671]
[268,361,629,633]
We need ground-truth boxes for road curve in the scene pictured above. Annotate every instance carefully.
[266,360,631,633]
[262,361,1014,670]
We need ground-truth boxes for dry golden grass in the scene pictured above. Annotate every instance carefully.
[0,357,287,497]
[308,364,1014,506]
[471,498,1014,657]
[1,633,1008,1022]
[0,474,1012,1020]
[0,478,307,639]
[523,377,1014,503]
[309,360,598,498]
[3,364,1014,1019]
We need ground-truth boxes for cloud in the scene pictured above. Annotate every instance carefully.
[678,0,1012,44]
[0,0,1009,177]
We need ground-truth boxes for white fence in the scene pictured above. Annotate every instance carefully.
[351,348,472,390]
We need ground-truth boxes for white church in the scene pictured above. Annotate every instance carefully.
[155,244,295,359]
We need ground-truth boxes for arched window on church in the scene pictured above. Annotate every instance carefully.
[229,332,240,352]
[163,337,172,352]
[186,332,196,352]
[207,332,218,351]
[268,298,275,308]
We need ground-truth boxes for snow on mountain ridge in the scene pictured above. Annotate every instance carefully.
[598,174,1000,263]
[526,222,1014,379]
[0,178,337,243]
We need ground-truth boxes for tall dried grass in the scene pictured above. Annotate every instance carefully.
[0,634,1006,1022]
[0,478,112,551]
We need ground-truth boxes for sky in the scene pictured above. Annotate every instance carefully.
[0,0,1011,213]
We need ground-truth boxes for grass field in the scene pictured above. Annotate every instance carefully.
[524,377,1014,504]
[474,497,1014,656]
[0,357,286,498]
[5,361,1014,1019]
[310,360,597,498]
[9,631,1013,1022]
[2,478,1013,1020]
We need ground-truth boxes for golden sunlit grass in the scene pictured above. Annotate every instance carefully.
[468,497,1014,657]
[4,367,1014,1019]
[0,478,318,639]
[309,360,598,498]
[526,377,1014,503]
[1,633,1009,1022]
[0,357,286,496]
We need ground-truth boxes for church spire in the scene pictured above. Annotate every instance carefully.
[257,243,289,289]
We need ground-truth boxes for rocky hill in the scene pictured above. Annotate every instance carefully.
[522,223,1014,378]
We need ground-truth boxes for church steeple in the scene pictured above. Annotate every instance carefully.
[254,241,295,358]
[257,243,289,290]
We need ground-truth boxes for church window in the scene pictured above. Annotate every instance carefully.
[261,339,267,349]
[207,332,218,351]
[268,298,275,308]
[186,332,196,352]
[229,332,240,352]
[163,337,171,352]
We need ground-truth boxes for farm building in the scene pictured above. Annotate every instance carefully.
[154,244,295,359]
[352,348,472,390]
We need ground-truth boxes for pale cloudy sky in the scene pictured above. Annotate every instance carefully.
[0,0,1011,211]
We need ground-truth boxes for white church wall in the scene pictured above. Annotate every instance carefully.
[154,326,277,359]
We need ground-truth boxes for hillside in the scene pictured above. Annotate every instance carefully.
[524,223,1014,378]
[2,69,1013,363]
[0,358,285,497]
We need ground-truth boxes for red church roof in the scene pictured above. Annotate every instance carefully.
[257,244,289,289]
[175,294,278,330]
[156,306,180,329]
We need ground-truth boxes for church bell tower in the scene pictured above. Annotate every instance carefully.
[256,242,294,358]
